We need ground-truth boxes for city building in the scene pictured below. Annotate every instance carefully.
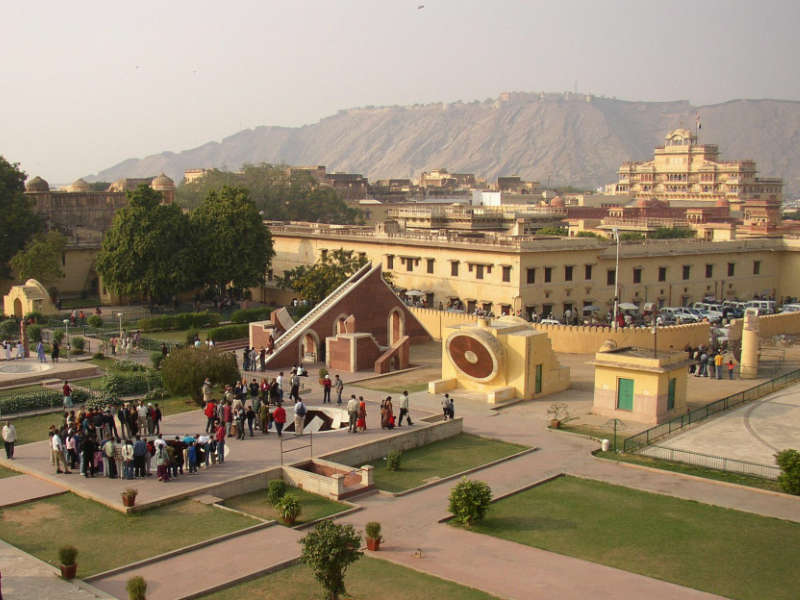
[613,129,783,211]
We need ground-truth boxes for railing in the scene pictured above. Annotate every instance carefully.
[623,366,800,452]
[265,262,373,362]
[640,445,780,480]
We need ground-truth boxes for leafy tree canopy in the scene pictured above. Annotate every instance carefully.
[0,156,43,278]
[537,226,568,236]
[10,231,67,284]
[279,248,367,304]
[176,163,363,224]
[191,185,274,294]
[96,185,196,303]
[648,227,696,239]
[300,520,363,600]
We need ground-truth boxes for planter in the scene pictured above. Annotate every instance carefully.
[283,517,296,526]
[549,419,561,429]
[366,537,381,551]
[60,563,77,579]
[122,494,136,507]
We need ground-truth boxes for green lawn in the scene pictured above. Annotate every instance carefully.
[360,382,429,395]
[0,494,258,577]
[223,487,349,525]
[198,556,500,600]
[366,433,528,492]
[89,357,117,370]
[0,384,47,399]
[0,464,20,478]
[468,475,800,600]
[594,450,783,493]
[142,327,215,344]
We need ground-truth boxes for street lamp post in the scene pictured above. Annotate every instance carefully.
[117,313,123,339]
[63,319,70,361]
[612,227,620,330]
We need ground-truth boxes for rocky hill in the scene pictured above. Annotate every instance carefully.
[88,92,800,197]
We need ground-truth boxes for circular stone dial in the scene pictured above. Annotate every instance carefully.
[445,329,504,382]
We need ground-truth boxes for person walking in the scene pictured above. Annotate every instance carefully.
[357,396,367,432]
[397,390,413,426]
[273,403,286,437]
[322,373,332,403]
[346,395,359,433]
[36,341,46,363]
[2,420,16,459]
[293,397,307,436]
[62,381,72,410]
[334,374,344,404]
[441,393,451,420]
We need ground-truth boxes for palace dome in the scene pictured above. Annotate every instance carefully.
[25,176,49,192]
[550,196,565,208]
[150,173,176,191]
[66,178,91,193]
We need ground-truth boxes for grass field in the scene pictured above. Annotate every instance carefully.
[198,556,500,600]
[223,487,349,525]
[0,494,257,577]
[367,433,528,492]
[0,464,20,478]
[0,384,48,399]
[143,327,215,344]
[468,475,800,600]
[356,381,429,395]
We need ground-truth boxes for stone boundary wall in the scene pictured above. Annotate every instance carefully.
[728,311,800,341]
[321,417,463,466]
[408,306,709,353]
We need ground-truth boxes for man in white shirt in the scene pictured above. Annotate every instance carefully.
[197,434,210,467]
[50,431,70,473]
[276,372,284,403]
[346,395,359,433]
[2,420,16,459]
[397,390,413,427]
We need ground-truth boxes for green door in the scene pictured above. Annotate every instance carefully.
[535,364,543,394]
[617,378,634,411]
[667,377,676,410]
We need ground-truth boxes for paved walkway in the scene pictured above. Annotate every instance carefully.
[0,539,114,600]
[0,473,66,507]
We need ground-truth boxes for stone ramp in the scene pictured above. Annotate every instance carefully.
[88,525,303,600]
[0,473,67,508]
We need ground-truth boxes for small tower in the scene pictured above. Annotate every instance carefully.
[150,173,176,204]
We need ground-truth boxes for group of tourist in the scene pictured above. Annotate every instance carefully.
[685,345,735,379]
[108,331,140,355]
[1,339,26,361]
[241,339,276,372]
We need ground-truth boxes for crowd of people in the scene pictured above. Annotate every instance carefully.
[685,345,735,379]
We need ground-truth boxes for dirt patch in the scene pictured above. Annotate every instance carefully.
[2,501,62,525]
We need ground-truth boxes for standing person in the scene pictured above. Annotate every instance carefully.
[273,402,286,437]
[441,393,451,420]
[293,397,306,436]
[290,370,300,402]
[132,435,146,478]
[246,404,255,437]
[276,371,285,403]
[204,398,217,433]
[714,352,723,379]
[202,378,213,404]
[322,373,332,404]
[346,395,359,433]
[136,402,148,435]
[397,390,413,426]
[223,400,233,436]
[259,401,270,434]
[334,374,344,405]
[36,340,46,363]
[215,422,226,464]
[82,434,98,477]
[357,396,367,432]
[153,403,162,435]
[447,395,455,420]
[50,430,70,474]
[62,381,72,410]
[727,358,736,379]
[259,347,266,371]
[122,438,135,479]
[155,444,170,482]
[2,420,16,459]
[51,339,60,363]
[242,348,250,372]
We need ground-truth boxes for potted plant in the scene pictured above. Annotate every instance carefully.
[365,521,382,551]
[58,545,78,579]
[547,402,570,429]
[318,367,329,385]
[278,495,301,525]
[126,575,147,600]
[121,488,138,507]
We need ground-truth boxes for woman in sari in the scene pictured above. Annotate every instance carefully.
[357,396,367,432]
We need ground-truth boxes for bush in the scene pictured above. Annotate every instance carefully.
[207,324,249,342]
[71,337,86,352]
[300,521,363,600]
[448,478,493,527]
[126,575,147,600]
[53,330,65,344]
[27,324,43,342]
[267,479,288,506]
[103,370,162,398]
[151,351,165,369]
[93,351,105,360]
[185,329,200,345]
[775,449,800,495]
[0,319,18,339]
[24,311,43,323]
[278,494,301,524]
[0,388,86,415]
[58,545,78,566]
[365,521,381,540]
[161,347,240,404]
[385,450,401,471]
[137,311,221,332]
[87,315,104,328]
[231,306,272,323]
[113,360,147,372]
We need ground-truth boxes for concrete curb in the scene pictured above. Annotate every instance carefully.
[384,446,540,498]
[84,521,272,582]
[293,502,363,530]
[176,557,302,600]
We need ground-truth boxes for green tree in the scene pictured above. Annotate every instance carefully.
[537,226,568,236]
[775,449,800,495]
[448,478,493,526]
[279,248,367,304]
[10,231,66,283]
[0,157,43,278]
[649,227,696,239]
[96,185,196,303]
[300,520,363,600]
[160,347,240,404]
[191,185,274,296]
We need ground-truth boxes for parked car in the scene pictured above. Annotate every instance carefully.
[539,318,561,325]
[779,303,800,313]
[745,300,776,314]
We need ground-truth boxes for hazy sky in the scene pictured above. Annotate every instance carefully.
[3,0,799,183]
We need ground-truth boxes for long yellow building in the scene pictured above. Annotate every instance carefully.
[264,222,800,320]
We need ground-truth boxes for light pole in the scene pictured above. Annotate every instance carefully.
[117,313,123,339]
[612,227,620,330]
[63,319,70,361]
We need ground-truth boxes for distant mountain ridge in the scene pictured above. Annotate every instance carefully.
[87,92,800,197]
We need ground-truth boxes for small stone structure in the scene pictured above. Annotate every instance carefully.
[3,278,57,318]
[739,308,760,379]
[591,346,689,424]
[429,316,570,403]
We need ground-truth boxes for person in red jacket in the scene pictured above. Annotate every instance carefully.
[215,422,226,464]
[272,404,286,437]
[204,399,217,433]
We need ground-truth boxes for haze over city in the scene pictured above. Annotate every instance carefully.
[3,0,800,182]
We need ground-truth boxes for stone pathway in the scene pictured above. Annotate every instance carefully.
[0,473,66,508]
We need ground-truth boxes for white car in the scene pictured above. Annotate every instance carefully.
[780,303,800,313]
[539,318,561,325]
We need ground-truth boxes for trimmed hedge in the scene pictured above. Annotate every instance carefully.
[231,306,272,323]
[27,324,43,342]
[103,370,162,398]
[0,388,90,415]
[207,324,249,342]
[137,311,221,333]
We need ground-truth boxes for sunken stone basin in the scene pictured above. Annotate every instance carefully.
[284,458,373,500]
